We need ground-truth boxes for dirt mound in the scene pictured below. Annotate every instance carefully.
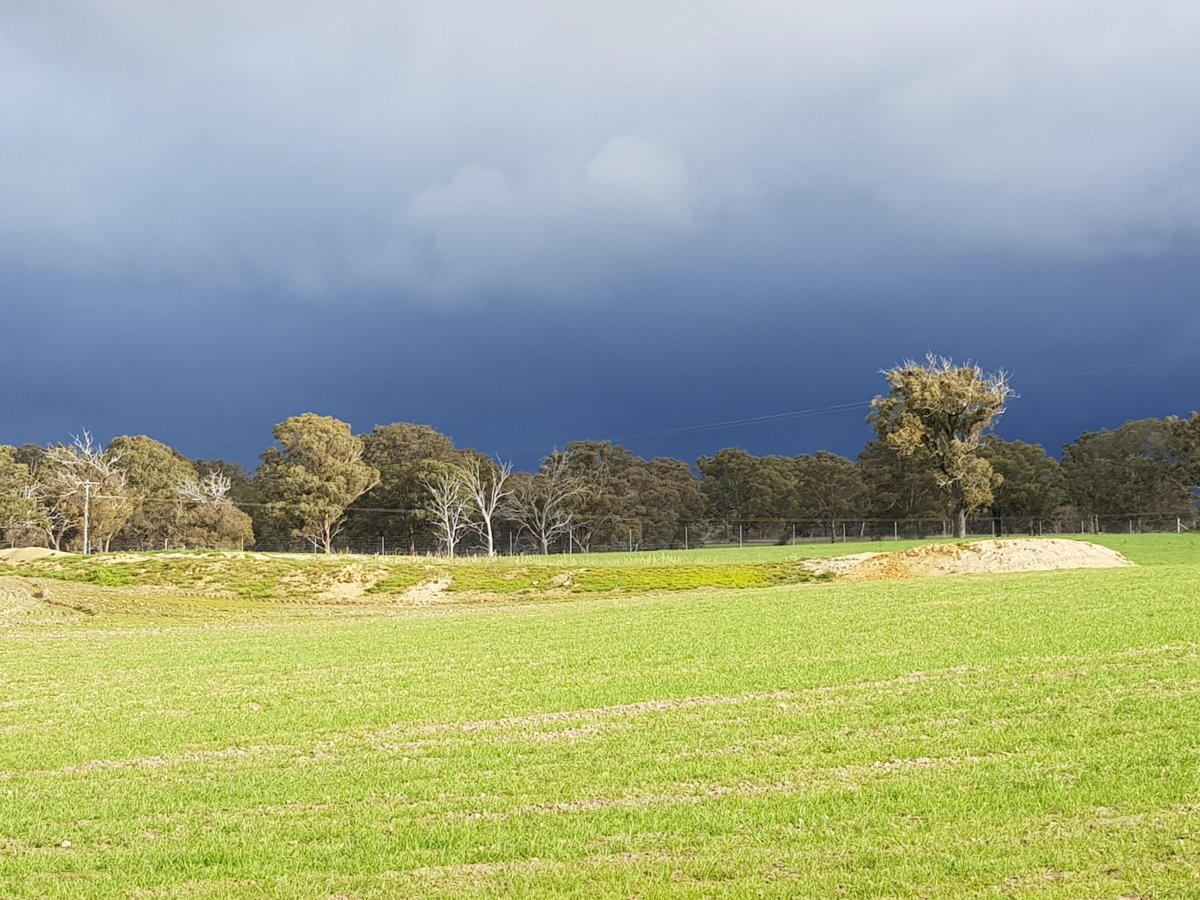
[0,547,71,565]
[809,539,1132,583]
[317,564,376,601]
[401,578,452,606]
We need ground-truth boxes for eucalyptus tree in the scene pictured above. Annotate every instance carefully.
[0,446,39,546]
[870,355,1012,537]
[256,414,379,553]
[695,449,755,524]
[858,439,946,525]
[1063,418,1193,530]
[619,456,706,549]
[344,423,462,552]
[791,451,867,540]
[1171,412,1200,487]
[979,437,1067,531]
[109,435,196,549]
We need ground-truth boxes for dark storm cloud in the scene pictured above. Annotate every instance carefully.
[7,1,1200,292]
[3,2,1200,464]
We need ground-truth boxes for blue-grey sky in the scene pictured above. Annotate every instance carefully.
[3,1,1199,468]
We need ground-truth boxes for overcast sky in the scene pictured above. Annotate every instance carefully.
[3,1,1199,468]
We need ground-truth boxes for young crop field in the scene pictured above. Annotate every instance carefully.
[1,535,1198,897]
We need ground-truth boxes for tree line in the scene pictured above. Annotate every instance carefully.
[1,357,1197,553]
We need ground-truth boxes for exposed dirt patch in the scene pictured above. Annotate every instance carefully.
[808,539,1132,582]
[399,578,452,606]
[315,564,379,601]
[550,570,582,588]
[319,582,367,601]
[0,547,70,564]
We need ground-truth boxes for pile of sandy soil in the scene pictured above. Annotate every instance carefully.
[0,547,71,565]
[317,565,372,601]
[807,539,1132,583]
[399,578,451,606]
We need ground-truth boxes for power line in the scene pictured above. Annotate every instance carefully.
[9,342,1196,471]
[499,344,1200,461]
[494,400,870,457]
[1018,344,1200,386]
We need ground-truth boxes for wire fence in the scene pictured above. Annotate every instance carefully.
[83,511,1197,557]
[7,479,1195,557]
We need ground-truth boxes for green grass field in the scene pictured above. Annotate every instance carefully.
[2,535,1198,897]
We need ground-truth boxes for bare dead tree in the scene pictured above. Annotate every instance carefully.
[167,470,254,550]
[46,431,120,477]
[508,452,587,555]
[461,457,513,557]
[423,466,472,558]
[38,431,133,552]
[175,470,233,505]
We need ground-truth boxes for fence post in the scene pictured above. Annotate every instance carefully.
[842,522,847,542]
[509,532,513,556]
[791,523,795,545]
[684,525,688,550]
[1129,519,1133,534]
[894,521,898,541]
[738,524,743,548]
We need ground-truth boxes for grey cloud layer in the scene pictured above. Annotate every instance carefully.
[4,1,1200,304]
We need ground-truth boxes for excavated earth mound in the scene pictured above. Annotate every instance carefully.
[0,547,71,564]
[807,539,1132,583]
